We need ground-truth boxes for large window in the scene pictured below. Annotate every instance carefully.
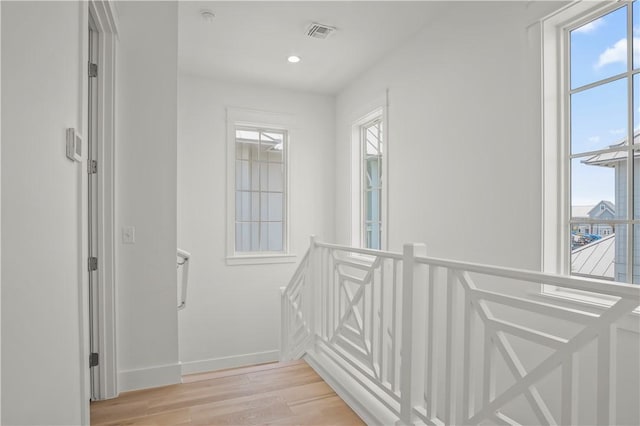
[543,2,639,290]
[226,108,295,265]
[567,2,638,284]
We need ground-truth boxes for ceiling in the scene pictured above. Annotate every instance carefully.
[178,1,443,95]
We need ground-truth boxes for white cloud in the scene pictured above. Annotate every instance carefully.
[609,128,625,135]
[588,136,600,144]
[595,38,640,69]
[596,39,626,68]
[574,19,603,34]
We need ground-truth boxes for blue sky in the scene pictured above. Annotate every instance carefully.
[570,3,636,207]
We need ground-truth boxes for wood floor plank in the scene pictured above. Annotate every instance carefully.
[182,360,305,383]
[91,360,365,426]
[98,408,192,426]
[192,398,293,425]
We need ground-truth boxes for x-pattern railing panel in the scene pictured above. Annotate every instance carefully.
[329,251,386,381]
[316,244,404,406]
[413,260,640,426]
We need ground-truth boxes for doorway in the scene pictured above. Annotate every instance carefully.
[88,15,99,400]
[86,1,118,401]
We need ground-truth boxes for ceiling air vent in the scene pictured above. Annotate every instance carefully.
[306,23,336,39]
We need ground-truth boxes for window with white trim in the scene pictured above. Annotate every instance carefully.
[352,108,387,250]
[362,117,384,250]
[226,108,295,265]
[543,1,639,290]
[234,126,286,252]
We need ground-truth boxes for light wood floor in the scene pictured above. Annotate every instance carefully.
[90,360,365,425]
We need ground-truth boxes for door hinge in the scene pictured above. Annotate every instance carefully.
[88,160,97,174]
[89,62,98,78]
[90,352,99,368]
[88,257,98,271]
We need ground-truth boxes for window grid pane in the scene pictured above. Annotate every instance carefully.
[234,126,286,253]
[570,6,627,90]
[362,118,383,250]
[568,3,636,283]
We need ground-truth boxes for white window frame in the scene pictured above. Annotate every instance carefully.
[351,105,389,250]
[226,107,296,265]
[541,0,638,308]
[361,115,384,250]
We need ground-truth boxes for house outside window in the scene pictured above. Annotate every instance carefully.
[362,117,383,250]
[226,108,296,265]
[352,106,387,250]
[234,127,286,252]
[543,1,640,301]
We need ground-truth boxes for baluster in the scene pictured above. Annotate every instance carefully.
[425,266,438,420]
[461,286,475,424]
[363,271,368,356]
[597,324,617,425]
[379,259,386,383]
[280,287,287,361]
[444,269,459,425]
[322,247,328,341]
[399,243,428,424]
[391,259,399,391]
[334,252,339,337]
[369,262,375,374]
[561,353,579,426]
[338,275,343,337]
[318,246,323,340]
[483,330,496,409]
[309,235,319,340]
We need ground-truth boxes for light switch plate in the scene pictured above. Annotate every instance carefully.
[122,226,135,244]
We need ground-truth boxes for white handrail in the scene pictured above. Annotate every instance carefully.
[177,249,191,310]
[315,240,639,299]
[315,240,403,260]
[414,254,640,299]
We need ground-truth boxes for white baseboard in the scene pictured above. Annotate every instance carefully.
[118,363,181,392]
[304,346,401,426]
[180,350,280,376]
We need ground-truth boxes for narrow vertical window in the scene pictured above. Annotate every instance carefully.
[234,126,286,253]
[362,117,383,250]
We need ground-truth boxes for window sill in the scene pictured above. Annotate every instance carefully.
[226,253,297,266]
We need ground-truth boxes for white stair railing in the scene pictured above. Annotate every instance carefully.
[280,238,640,425]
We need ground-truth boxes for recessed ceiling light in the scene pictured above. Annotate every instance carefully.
[200,9,215,23]
[288,55,301,63]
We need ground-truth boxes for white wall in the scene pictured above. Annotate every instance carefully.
[115,1,180,391]
[335,1,638,424]
[337,1,566,268]
[1,1,88,424]
[177,74,335,373]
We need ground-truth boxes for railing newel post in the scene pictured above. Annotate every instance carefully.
[398,242,428,425]
[280,286,288,361]
[308,235,320,348]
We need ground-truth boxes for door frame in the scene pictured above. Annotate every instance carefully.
[88,0,119,401]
